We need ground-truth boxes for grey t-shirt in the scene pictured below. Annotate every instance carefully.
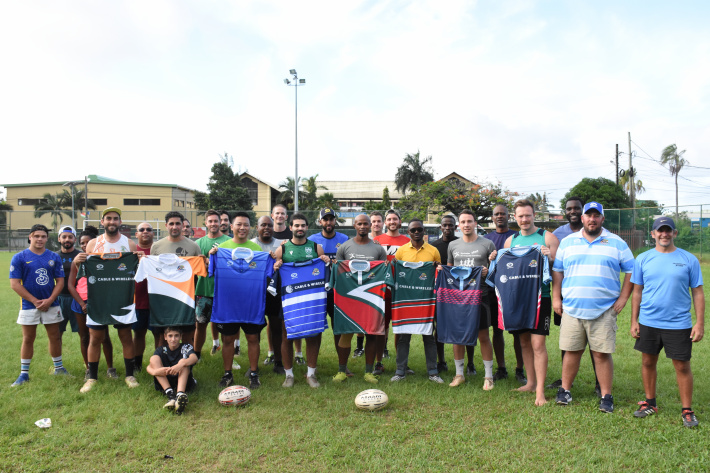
[336,239,387,261]
[151,237,202,257]
[448,237,495,268]
[251,237,282,253]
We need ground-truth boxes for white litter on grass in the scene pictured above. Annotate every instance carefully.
[232,362,241,370]
[35,418,52,429]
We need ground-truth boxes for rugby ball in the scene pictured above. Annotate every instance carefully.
[219,385,251,406]
[354,389,389,411]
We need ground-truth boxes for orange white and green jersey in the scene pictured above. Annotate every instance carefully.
[134,254,207,327]
[385,260,437,335]
[330,260,388,335]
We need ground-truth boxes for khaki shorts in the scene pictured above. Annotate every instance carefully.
[559,307,618,354]
[17,306,63,325]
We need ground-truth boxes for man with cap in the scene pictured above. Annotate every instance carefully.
[630,216,705,428]
[56,226,81,342]
[552,201,634,413]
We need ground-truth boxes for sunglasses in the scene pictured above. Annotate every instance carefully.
[137,228,153,232]
[409,227,424,233]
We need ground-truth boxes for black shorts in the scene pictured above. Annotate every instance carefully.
[510,298,552,336]
[489,292,503,335]
[265,293,282,319]
[477,292,493,330]
[87,323,132,330]
[153,374,197,392]
[634,324,692,361]
[216,322,265,336]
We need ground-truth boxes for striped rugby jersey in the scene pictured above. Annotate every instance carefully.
[277,258,329,339]
[330,260,387,335]
[435,265,483,345]
[385,260,436,335]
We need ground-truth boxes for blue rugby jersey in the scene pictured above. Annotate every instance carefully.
[277,258,329,338]
[435,265,484,346]
[308,232,349,258]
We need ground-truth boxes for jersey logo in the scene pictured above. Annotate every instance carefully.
[399,272,405,277]
[312,268,320,276]
[447,278,454,284]
[600,239,609,244]
[25,261,32,264]
[367,272,376,279]
[48,260,55,267]
[506,262,514,269]
[528,259,538,268]
[10,265,14,271]
[418,273,428,280]
[117,263,127,271]
[499,275,508,283]
[336,243,341,247]
[177,265,186,272]
[290,272,298,279]
[249,261,257,269]
[305,248,313,254]
[96,264,104,270]
[88,276,96,284]
[285,285,294,293]
[35,268,49,286]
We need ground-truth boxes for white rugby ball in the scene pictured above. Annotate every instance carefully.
[354,389,389,411]
[219,385,251,406]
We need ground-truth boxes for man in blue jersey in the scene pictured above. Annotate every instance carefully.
[552,202,634,413]
[10,224,68,386]
[630,217,704,428]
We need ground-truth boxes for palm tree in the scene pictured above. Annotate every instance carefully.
[301,175,328,210]
[34,193,71,233]
[394,151,434,194]
[278,177,300,209]
[660,144,687,220]
[618,173,645,195]
[0,200,12,229]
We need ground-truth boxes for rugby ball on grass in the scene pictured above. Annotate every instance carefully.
[355,389,389,411]
[219,385,251,406]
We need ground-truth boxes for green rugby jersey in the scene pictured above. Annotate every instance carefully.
[80,252,139,326]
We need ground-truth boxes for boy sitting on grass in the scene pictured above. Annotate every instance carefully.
[147,327,198,414]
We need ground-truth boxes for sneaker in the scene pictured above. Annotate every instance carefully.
[429,374,445,384]
[234,346,241,357]
[682,410,699,428]
[466,363,477,376]
[383,349,390,359]
[295,356,306,366]
[364,373,379,384]
[449,375,465,387]
[483,377,495,391]
[53,367,71,376]
[556,387,572,405]
[273,362,286,375]
[599,394,614,413]
[80,378,97,393]
[306,374,320,388]
[437,361,449,374]
[175,392,188,414]
[595,384,602,399]
[107,368,118,379]
[405,366,415,376]
[492,368,508,381]
[163,398,176,410]
[249,373,261,390]
[219,372,234,388]
[11,373,30,387]
[390,374,405,382]
[515,368,527,385]
[332,371,348,383]
[352,348,364,358]
[546,379,563,390]
[263,354,275,365]
[244,368,258,378]
[210,344,221,355]
[634,401,658,418]
[282,375,295,388]
[373,362,385,376]
[125,376,139,388]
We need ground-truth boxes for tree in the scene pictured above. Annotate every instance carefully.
[34,193,71,233]
[619,172,645,195]
[560,177,630,211]
[363,186,393,212]
[394,151,434,194]
[660,144,688,220]
[197,155,253,211]
[0,200,12,229]
[278,176,300,210]
[301,175,328,210]
[398,179,516,223]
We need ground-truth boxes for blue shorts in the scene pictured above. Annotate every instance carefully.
[71,298,85,315]
[58,295,79,333]
[132,309,151,331]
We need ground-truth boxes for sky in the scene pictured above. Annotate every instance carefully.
[1,0,709,211]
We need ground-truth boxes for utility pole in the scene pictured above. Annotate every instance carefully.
[84,176,88,228]
[615,144,619,185]
[628,132,635,229]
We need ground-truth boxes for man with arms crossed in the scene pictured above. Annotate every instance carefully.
[552,202,633,413]
[630,217,704,428]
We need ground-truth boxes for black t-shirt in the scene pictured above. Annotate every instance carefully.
[273,228,293,240]
[154,343,195,369]
[56,248,81,295]
[431,236,458,266]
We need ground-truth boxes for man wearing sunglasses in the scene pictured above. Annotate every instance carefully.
[133,222,157,373]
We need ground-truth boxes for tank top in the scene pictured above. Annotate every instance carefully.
[93,234,131,253]
[281,240,318,263]
[510,228,550,297]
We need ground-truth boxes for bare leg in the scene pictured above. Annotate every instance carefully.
[75,313,89,367]
[590,351,613,397]
[222,334,236,371]
[492,328,506,369]
[281,320,293,370]
[194,322,208,355]
[20,325,38,360]
[102,330,114,368]
[516,332,536,392]
[673,359,693,408]
[561,349,584,391]
[246,333,260,372]
[513,333,524,370]
[116,327,135,360]
[641,352,659,400]
[532,334,548,405]
[88,328,105,364]
[305,334,321,369]
[44,323,62,358]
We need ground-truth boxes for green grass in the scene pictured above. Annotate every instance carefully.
[1,251,709,472]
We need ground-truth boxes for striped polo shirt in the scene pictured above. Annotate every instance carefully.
[552,228,633,320]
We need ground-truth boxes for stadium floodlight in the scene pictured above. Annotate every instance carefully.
[284,69,306,212]
[289,69,297,75]
[299,79,305,84]
[284,79,290,85]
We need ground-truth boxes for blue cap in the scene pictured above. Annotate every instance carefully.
[652,216,675,231]
[583,201,604,215]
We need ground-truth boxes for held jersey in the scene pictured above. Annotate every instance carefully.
[329,260,388,335]
[276,258,329,339]
[134,254,207,327]
[486,246,551,331]
[385,260,436,335]
[10,249,65,310]
[79,252,138,326]
[209,247,275,325]
[435,266,484,346]
[308,232,349,258]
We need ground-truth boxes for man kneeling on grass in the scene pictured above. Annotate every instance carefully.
[147,327,198,414]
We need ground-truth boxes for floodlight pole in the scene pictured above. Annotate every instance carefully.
[285,69,305,212]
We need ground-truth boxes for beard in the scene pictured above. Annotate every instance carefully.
[105,225,119,236]
[584,226,602,238]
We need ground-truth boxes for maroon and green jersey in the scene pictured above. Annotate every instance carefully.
[329,260,387,335]
[385,260,437,335]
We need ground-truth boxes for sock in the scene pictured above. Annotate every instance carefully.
[134,355,143,369]
[356,336,364,350]
[124,358,135,377]
[88,361,99,380]
[195,351,201,360]
[235,339,240,348]
[646,398,656,407]
[483,360,494,378]
[177,391,185,397]
[212,339,220,347]
[267,350,274,357]
[366,363,373,373]
[285,368,294,377]
[224,370,232,377]
[21,358,31,375]
[497,366,508,373]
[455,359,465,376]
[52,356,63,370]
[683,407,692,412]
[307,366,316,377]
[164,387,175,398]
[295,351,303,358]
[338,364,347,372]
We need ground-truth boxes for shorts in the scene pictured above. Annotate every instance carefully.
[559,307,618,354]
[71,298,86,315]
[17,306,63,326]
[57,295,79,332]
[216,322,265,336]
[195,296,213,324]
[132,309,151,331]
[265,293,282,319]
[154,374,197,392]
[477,293,492,330]
[490,292,503,335]
[634,324,692,361]
[510,298,552,337]
[87,323,132,331]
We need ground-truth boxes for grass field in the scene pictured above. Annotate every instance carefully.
[1,251,709,472]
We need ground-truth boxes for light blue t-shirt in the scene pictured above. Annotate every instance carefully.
[308,232,349,258]
[631,248,703,330]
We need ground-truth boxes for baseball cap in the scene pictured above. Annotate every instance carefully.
[102,207,122,217]
[320,208,336,219]
[58,226,76,237]
[582,201,604,215]
[652,216,676,231]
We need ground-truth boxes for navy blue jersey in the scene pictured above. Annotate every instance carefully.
[10,249,64,310]
[276,258,329,339]
[210,248,275,325]
[435,266,483,346]
[308,232,349,258]
[486,246,551,331]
